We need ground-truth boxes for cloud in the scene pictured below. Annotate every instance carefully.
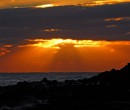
[0,3,130,47]
[0,2,130,72]
[126,32,130,34]
[104,17,130,22]
[43,28,61,32]
[106,25,119,28]
[0,0,130,8]
[0,44,12,56]
[18,38,130,49]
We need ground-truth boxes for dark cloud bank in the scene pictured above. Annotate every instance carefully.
[0,3,130,45]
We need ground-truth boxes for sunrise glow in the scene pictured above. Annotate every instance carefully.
[18,39,130,49]
[34,4,55,8]
[0,38,130,72]
[0,1,130,72]
[0,0,129,8]
[87,0,130,6]
[19,39,109,49]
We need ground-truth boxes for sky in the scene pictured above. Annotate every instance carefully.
[0,0,130,72]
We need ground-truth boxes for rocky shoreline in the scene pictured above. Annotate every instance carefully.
[0,63,130,110]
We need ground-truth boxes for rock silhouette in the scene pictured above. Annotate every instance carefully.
[0,63,130,110]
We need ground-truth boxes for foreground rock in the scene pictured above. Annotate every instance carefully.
[0,63,130,110]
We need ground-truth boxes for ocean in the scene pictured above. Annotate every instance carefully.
[0,72,98,86]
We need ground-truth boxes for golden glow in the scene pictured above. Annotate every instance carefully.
[19,39,76,49]
[104,17,130,22]
[0,0,130,8]
[90,0,122,6]
[106,25,118,28]
[0,48,10,56]
[105,17,124,21]
[43,28,60,32]
[19,39,130,49]
[20,39,108,48]
[0,39,130,72]
[89,1,115,6]
[34,4,55,8]
[2,45,12,48]
[74,40,109,48]
[52,0,130,7]
[0,44,12,56]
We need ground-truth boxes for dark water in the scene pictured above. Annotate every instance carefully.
[0,72,98,86]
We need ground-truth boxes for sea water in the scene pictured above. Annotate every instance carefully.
[0,72,98,86]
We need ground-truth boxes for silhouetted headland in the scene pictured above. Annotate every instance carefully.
[0,63,130,110]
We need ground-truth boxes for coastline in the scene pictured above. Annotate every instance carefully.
[0,63,130,110]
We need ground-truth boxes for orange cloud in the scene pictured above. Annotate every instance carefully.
[105,17,123,21]
[2,44,13,48]
[34,4,55,8]
[126,32,130,34]
[106,25,119,28]
[0,44,12,56]
[0,0,130,8]
[104,17,130,22]
[89,0,130,6]
[19,38,130,49]
[19,39,110,49]
[43,28,61,32]
[0,48,10,56]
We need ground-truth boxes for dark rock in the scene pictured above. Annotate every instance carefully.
[0,63,130,110]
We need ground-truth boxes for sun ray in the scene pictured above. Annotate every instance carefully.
[1,38,130,72]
